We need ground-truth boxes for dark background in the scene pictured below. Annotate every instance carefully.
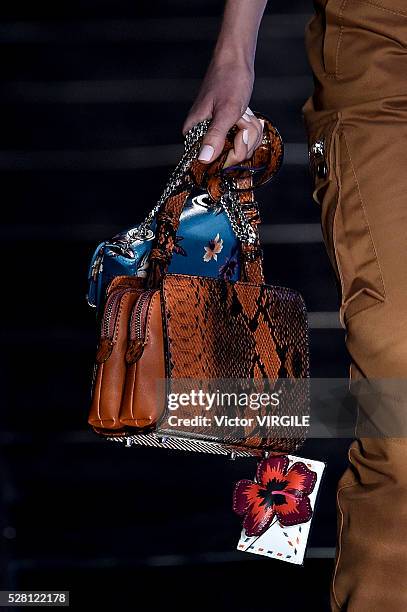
[1,1,352,610]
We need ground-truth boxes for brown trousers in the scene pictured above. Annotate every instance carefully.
[303,1,407,610]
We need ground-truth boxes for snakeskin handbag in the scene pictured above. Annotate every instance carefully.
[88,114,310,458]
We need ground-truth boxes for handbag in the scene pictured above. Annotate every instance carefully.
[87,114,310,458]
[86,128,245,314]
[87,192,241,315]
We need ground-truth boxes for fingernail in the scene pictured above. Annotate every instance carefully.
[246,107,254,116]
[242,112,252,122]
[243,129,249,145]
[198,144,214,162]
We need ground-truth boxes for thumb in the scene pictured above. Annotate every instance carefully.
[197,104,242,164]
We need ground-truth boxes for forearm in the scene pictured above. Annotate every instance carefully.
[213,0,268,68]
[184,0,267,159]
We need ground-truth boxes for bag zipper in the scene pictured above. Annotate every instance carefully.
[95,287,137,365]
[101,288,131,339]
[126,290,157,363]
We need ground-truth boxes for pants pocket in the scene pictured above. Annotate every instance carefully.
[323,0,348,77]
[307,114,344,307]
[333,128,386,325]
[306,112,386,328]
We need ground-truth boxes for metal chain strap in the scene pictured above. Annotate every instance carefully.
[127,120,259,245]
[220,186,258,245]
[127,119,210,241]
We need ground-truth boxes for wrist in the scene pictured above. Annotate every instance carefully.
[212,44,255,73]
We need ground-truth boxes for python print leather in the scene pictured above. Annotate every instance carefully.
[159,275,310,452]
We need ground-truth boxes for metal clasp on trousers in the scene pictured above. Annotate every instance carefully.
[309,138,328,180]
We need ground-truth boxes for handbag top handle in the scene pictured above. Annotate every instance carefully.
[147,113,283,289]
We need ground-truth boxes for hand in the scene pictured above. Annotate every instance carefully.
[182,60,264,169]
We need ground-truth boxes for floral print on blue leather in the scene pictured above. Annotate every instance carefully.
[87,189,241,312]
[203,233,223,262]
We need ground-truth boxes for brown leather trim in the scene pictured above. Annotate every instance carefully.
[88,284,144,430]
[119,291,166,428]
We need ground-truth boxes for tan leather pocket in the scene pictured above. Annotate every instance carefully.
[120,291,166,429]
[307,115,386,328]
[88,285,143,430]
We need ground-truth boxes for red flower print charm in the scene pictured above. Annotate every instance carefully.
[233,455,317,536]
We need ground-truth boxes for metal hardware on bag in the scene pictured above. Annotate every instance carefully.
[106,432,262,457]
[131,120,211,242]
[128,119,260,247]
[219,185,258,245]
[126,228,155,242]
[243,246,263,262]
[239,201,259,210]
